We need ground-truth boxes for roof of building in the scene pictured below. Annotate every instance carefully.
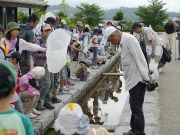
[0,0,48,8]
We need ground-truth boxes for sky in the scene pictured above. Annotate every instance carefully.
[48,0,180,12]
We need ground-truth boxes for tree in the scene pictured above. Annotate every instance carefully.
[135,0,168,29]
[60,0,69,15]
[17,10,28,24]
[57,11,67,18]
[74,3,104,27]
[33,0,48,18]
[113,10,124,21]
[123,20,134,31]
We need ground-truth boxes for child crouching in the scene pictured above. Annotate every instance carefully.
[75,60,92,82]
[18,66,45,118]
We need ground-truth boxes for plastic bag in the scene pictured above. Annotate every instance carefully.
[149,58,159,81]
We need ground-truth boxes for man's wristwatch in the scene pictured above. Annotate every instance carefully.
[152,51,155,54]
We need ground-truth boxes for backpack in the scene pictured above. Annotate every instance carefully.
[162,46,171,62]
[19,24,31,58]
[19,24,31,41]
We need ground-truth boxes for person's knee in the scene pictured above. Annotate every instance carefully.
[130,105,143,113]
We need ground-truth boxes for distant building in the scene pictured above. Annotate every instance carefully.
[0,0,48,27]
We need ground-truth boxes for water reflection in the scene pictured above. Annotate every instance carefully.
[80,66,128,126]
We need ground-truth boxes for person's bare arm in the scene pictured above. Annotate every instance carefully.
[72,46,83,52]
[151,39,156,58]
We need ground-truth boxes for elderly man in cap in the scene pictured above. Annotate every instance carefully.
[164,17,176,54]
[102,26,151,135]
[175,18,180,59]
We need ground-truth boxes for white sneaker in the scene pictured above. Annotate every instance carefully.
[70,74,77,80]
[32,108,41,115]
[92,66,97,69]
[26,113,37,119]
[158,67,163,73]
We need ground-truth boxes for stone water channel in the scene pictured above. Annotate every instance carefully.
[44,60,128,135]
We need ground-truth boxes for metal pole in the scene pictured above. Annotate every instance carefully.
[175,32,177,60]
[153,2,154,29]
[102,73,123,76]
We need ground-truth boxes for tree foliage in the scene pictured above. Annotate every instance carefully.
[57,11,67,18]
[135,0,168,29]
[17,10,28,23]
[60,0,69,14]
[113,10,124,21]
[33,0,48,18]
[74,3,104,27]
[123,20,134,31]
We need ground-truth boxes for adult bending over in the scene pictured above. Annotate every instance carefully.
[102,26,151,135]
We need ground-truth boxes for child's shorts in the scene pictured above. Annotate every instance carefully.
[93,47,98,60]
[54,72,60,89]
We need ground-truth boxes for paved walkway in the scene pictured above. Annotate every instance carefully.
[158,35,180,135]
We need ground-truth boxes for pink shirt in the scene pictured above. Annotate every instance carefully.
[9,38,17,51]
[19,71,39,96]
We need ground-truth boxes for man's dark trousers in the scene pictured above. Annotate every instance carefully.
[129,82,146,135]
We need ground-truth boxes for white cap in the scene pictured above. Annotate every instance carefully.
[54,103,90,135]
[101,26,117,45]
[168,17,172,21]
[61,19,66,25]
[31,67,45,79]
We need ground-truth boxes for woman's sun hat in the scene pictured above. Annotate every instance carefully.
[6,22,20,33]
[54,103,90,135]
